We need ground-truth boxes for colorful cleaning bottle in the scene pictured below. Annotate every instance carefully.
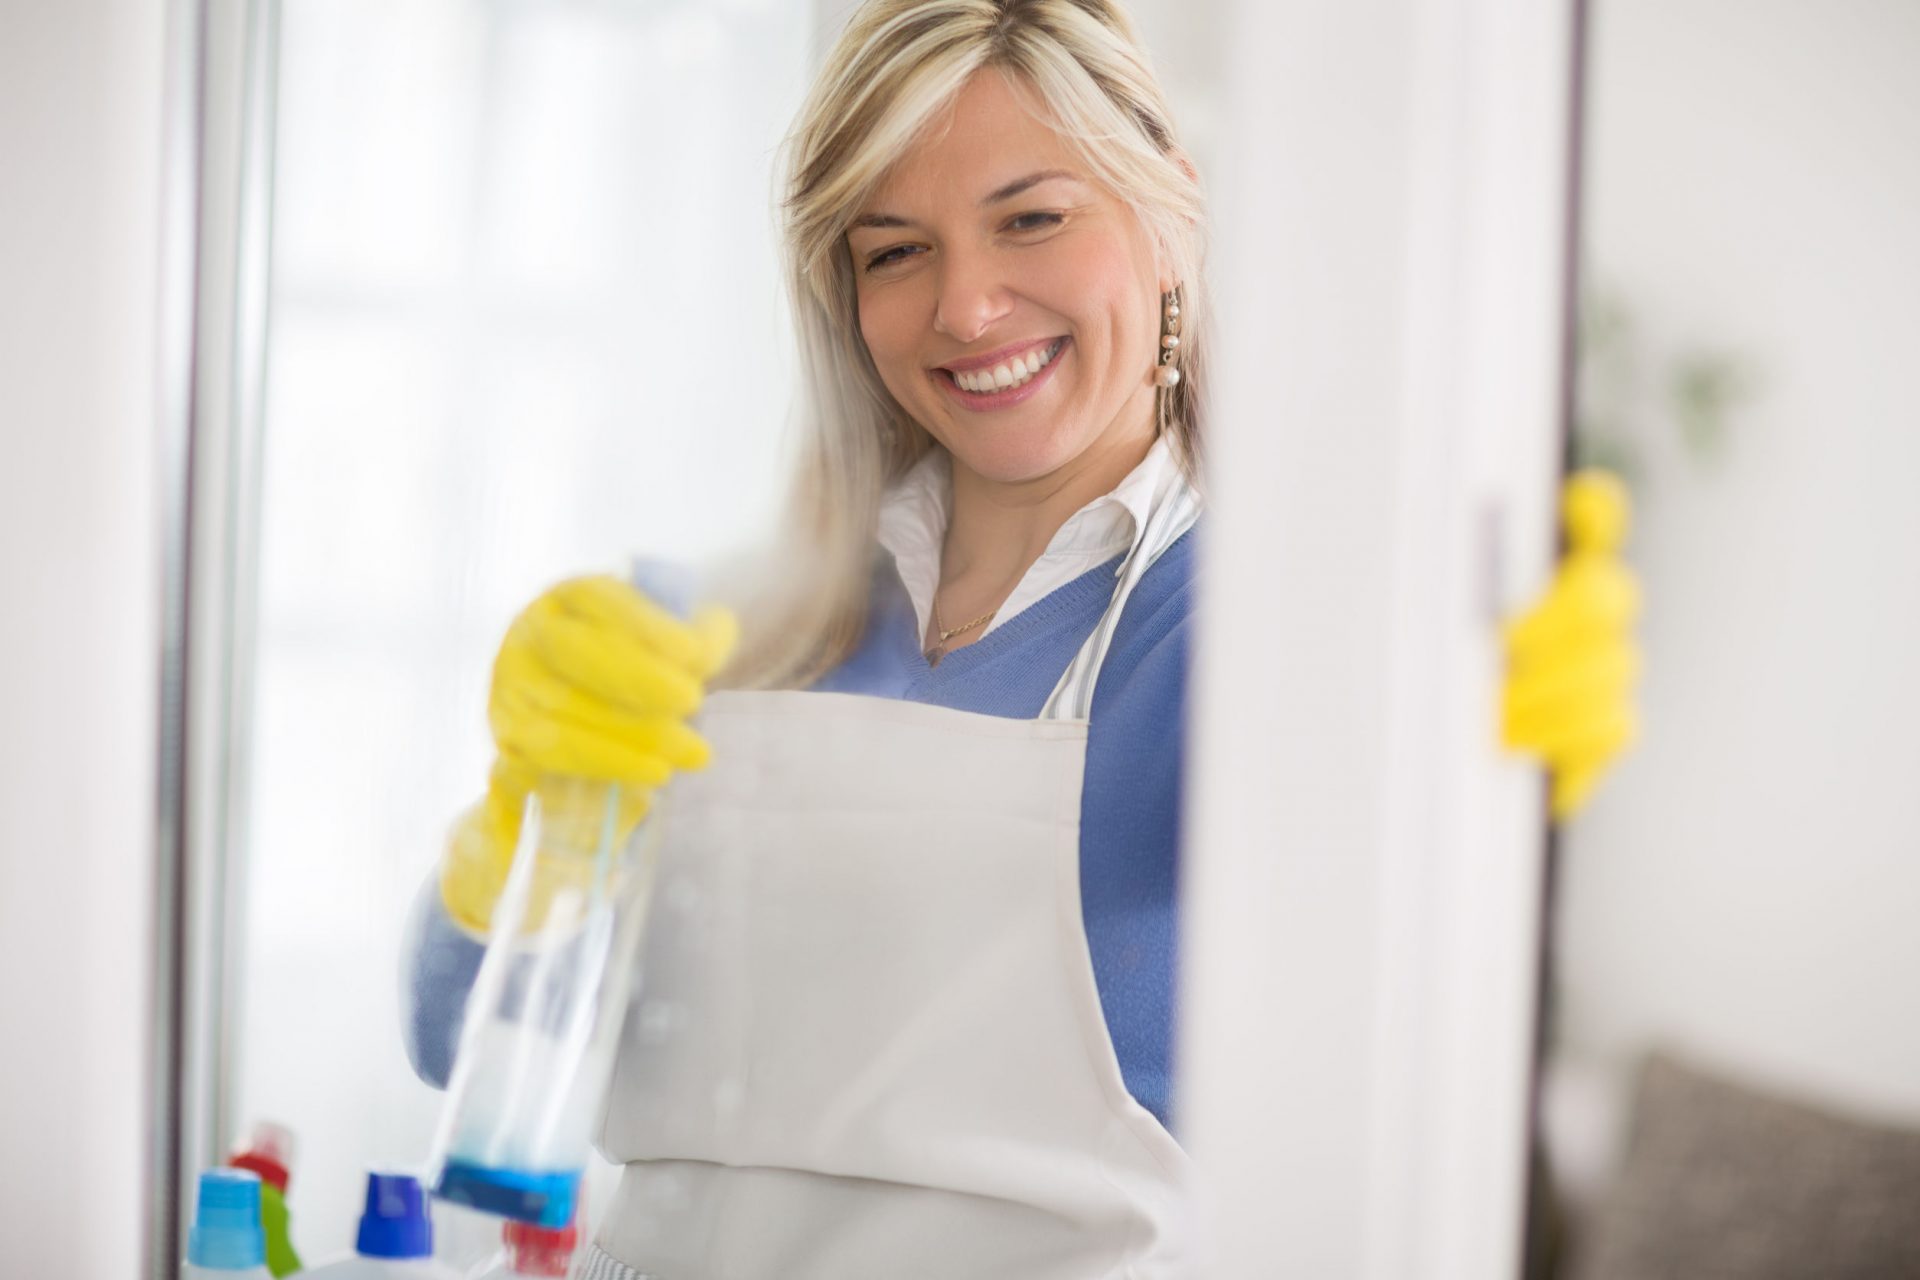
[302,1172,459,1278]
[466,1193,580,1278]
[228,1120,303,1277]
[184,1169,273,1279]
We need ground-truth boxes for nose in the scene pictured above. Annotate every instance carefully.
[931,245,1012,346]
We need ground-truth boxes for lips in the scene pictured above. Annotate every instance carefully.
[937,336,1065,375]
[938,337,1067,394]
[931,336,1069,410]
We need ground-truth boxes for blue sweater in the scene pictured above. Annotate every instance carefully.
[404,529,1195,1129]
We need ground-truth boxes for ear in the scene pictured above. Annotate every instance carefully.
[1154,233,1185,296]
[1155,147,1202,291]
[1155,252,1180,297]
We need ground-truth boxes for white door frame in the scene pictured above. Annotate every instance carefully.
[1180,1,1578,1275]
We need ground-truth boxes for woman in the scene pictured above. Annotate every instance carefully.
[407,2,1637,1276]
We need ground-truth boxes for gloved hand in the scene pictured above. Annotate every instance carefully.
[441,574,738,933]
[1502,470,1643,820]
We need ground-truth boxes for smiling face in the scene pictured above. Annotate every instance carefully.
[846,67,1169,487]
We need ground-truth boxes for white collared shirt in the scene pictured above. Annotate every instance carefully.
[876,436,1183,643]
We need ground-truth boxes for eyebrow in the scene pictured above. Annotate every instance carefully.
[849,169,1083,230]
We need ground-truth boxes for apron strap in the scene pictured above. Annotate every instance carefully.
[1039,459,1202,722]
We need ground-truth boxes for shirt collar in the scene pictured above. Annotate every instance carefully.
[875,436,1181,639]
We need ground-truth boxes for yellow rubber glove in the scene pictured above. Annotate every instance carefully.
[1502,470,1643,820]
[441,575,738,933]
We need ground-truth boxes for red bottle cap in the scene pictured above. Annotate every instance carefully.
[228,1120,295,1194]
[503,1215,579,1277]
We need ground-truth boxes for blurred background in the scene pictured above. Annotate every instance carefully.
[1537,2,1920,1275]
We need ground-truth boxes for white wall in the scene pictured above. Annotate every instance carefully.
[0,2,166,1275]
[1554,0,1920,1148]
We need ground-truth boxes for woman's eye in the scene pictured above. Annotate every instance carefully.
[1008,211,1065,233]
[864,244,920,272]
[860,213,1062,272]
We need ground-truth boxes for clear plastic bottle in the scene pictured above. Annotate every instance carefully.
[429,784,664,1229]
[183,1169,272,1279]
[429,560,693,1231]
[302,1172,460,1279]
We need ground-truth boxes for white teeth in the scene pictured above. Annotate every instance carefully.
[952,339,1062,395]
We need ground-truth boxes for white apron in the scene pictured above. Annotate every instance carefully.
[579,480,1203,1280]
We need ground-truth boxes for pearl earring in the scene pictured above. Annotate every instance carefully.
[1153,285,1183,389]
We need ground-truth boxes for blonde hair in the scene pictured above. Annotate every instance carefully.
[722,0,1208,689]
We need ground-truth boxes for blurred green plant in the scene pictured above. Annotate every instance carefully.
[1573,284,1758,485]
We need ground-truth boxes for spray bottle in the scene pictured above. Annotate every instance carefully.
[426,563,700,1229]
[427,781,662,1228]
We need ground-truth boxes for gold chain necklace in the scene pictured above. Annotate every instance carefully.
[926,598,996,663]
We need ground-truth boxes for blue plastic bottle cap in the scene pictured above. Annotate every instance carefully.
[188,1168,267,1270]
[356,1171,435,1259]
